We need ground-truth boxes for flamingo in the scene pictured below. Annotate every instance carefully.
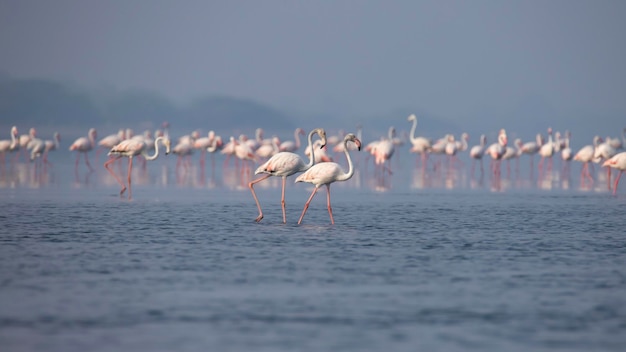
[96,129,125,160]
[104,136,171,199]
[573,136,600,184]
[602,152,626,195]
[560,131,573,174]
[193,131,216,167]
[305,139,333,163]
[469,134,487,176]
[407,114,432,168]
[16,127,37,161]
[594,136,618,190]
[255,136,281,160]
[69,128,97,172]
[279,128,305,152]
[485,129,508,177]
[519,133,543,170]
[295,133,361,225]
[0,126,19,164]
[538,127,554,174]
[249,128,327,223]
[369,126,396,176]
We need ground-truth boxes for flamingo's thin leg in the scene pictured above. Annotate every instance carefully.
[298,186,320,225]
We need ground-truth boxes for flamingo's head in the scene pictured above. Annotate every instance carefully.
[407,114,416,122]
[163,138,171,155]
[316,128,327,149]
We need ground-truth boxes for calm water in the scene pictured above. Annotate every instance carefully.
[1,153,625,351]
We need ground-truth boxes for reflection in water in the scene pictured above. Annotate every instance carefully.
[0,151,623,196]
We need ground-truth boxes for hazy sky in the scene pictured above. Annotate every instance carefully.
[1,0,625,129]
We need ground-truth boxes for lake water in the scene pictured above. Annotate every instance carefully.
[1,151,625,351]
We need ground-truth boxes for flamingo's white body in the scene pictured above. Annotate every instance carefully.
[279,128,305,152]
[0,126,20,162]
[305,139,333,163]
[69,128,97,172]
[603,152,626,195]
[249,128,327,223]
[105,136,171,199]
[469,134,487,176]
[485,129,508,177]
[573,136,600,183]
[407,114,432,167]
[295,133,361,225]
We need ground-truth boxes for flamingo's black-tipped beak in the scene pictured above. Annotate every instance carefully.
[319,143,326,149]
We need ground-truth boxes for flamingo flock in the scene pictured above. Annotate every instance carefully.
[1,118,626,223]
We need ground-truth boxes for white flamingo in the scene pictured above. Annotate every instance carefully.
[104,136,171,199]
[295,133,361,225]
[249,128,327,223]
[69,128,97,172]
[407,114,432,168]
[603,152,626,195]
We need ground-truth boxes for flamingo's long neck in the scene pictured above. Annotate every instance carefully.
[10,129,17,147]
[144,137,166,161]
[89,131,96,148]
[294,130,302,149]
[409,118,418,144]
[303,130,317,170]
[337,139,356,182]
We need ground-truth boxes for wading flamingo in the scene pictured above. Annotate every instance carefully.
[69,128,97,172]
[603,152,626,195]
[104,136,171,199]
[295,133,361,225]
[249,128,327,223]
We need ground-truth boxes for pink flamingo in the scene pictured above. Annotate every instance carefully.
[279,128,305,152]
[69,128,97,172]
[249,128,327,223]
[0,126,19,164]
[295,133,361,225]
[573,136,599,185]
[538,127,554,174]
[469,134,487,177]
[407,114,432,168]
[104,136,170,199]
[603,152,626,195]
[96,129,125,160]
[594,136,618,190]
[485,129,508,177]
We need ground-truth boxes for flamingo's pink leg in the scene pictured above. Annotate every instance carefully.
[298,186,320,225]
[248,174,272,222]
[104,157,126,196]
[326,184,334,225]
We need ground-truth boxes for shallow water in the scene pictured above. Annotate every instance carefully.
[1,154,625,351]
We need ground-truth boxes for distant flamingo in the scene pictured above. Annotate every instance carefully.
[0,126,19,164]
[573,136,600,184]
[603,152,626,195]
[104,136,171,199]
[193,131,216,167]
[594,136,618,190]
[469,134,487,176]
[96,129,125,160]
[560,131,573,174]
[538,127,554,174]
[295,133,361,225]
[407,114,432,168]
[485,129,508,177]
[249,128,327,223]
[16,127,37,162]
[519,133,543,170]
[279,128,305,152]
[69,128,97,172]
[305,139,333,163]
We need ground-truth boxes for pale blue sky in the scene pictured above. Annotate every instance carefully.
[1,0,625,136]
